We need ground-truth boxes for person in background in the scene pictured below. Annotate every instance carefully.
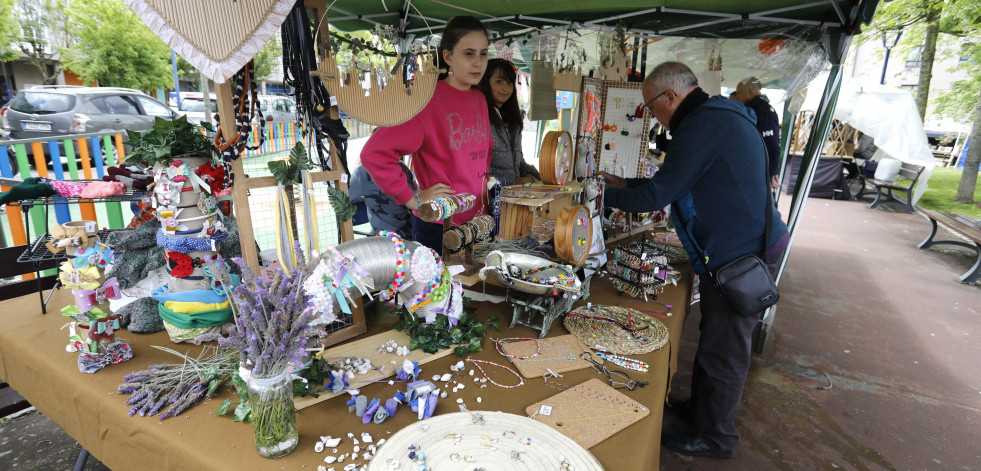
[478,58,541,185]
[599,62,789,460]
[348,163,415,239]
[360,16,492,253]
[734,77,781,191]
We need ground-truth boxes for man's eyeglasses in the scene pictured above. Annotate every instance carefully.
[643,90,669,114]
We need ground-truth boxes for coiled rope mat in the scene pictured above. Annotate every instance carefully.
[563,305,669,354]
[367,411,602,470]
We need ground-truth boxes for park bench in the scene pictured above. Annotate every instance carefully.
[854,162,925,213]
[917,208,981,284]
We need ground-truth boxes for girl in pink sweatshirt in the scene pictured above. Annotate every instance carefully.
[361,16,492,253]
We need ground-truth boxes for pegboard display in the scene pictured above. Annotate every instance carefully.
[574,77,604,179]
[595,81,651,178]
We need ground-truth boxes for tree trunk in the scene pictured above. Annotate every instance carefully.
[915,5,941,121]
[954,91,981,204]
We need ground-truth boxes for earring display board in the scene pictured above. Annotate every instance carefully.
[574,77,604,179]
[595,82,651,178]
[500,334,600,378]
[525,378,650,450]
[366,411,603,471]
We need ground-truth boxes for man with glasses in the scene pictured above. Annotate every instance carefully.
[599,62,789,460]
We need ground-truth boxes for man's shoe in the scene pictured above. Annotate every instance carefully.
[661,432,734,459]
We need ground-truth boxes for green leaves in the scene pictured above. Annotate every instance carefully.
[233,401,252,422]
[125,115,217,166]
[215,399,232,416]
[268,142,313,186]
[327,184,357,222]
[391,299,500,357]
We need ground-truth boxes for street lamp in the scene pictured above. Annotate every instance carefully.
[880,27,903,85]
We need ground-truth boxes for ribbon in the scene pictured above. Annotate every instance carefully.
[181,163,212,194]
[73,243,113,269]
[59,262,101,290]
[61,305,108,323]
[78,340,133,374]
[157,303,233,329]
[158,208,186,232]
[203,265,240,295]
[90,314,123,341]
[73,277,121,311]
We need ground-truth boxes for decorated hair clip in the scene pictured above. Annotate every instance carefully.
[59,261,101,290]
[78,339,133,374]
[73,243,113,269]
[73,277,122,311]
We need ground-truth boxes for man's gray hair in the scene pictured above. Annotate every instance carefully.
[647,62,699,93]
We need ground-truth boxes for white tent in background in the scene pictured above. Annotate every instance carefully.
[800,76,935,203]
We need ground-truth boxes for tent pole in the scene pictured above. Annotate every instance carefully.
[774,101,796,204]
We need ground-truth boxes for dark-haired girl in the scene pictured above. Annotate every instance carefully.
[478,58,541,185]
[361,16,492,253]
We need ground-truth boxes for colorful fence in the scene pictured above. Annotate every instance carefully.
[0,118,374,249]
[242,118,375,157]
[1,132,130,250]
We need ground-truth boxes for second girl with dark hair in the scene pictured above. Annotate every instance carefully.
[477,59,541,185]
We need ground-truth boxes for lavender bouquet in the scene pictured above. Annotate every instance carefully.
[201,244,325,377]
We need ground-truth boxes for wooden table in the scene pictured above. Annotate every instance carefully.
[0,267,692,470]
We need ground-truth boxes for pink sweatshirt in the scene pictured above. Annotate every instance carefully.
[361,81,491,225]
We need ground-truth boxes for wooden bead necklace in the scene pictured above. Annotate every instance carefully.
[466,359,524,388]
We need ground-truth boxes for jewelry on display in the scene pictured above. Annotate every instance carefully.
[377,231,408,301]
[494,337,541,360]
[466,359,524,389]
[595,352,649,373]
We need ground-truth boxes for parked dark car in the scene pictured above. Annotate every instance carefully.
[1,85,177,167]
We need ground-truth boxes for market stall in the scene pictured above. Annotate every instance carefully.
[0,0,884,469]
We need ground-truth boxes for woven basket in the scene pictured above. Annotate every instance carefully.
[563,305,668,354]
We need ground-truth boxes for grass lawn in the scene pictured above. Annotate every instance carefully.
[898,167,981,220]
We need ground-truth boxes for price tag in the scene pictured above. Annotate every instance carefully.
[84,221,96,233]
[329,96,338,107]
[340,174,349,183]
[538,405,553,416]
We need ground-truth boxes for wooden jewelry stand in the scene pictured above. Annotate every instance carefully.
[442,217,479,277]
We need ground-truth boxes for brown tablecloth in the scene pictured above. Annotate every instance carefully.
[0,267,691,471]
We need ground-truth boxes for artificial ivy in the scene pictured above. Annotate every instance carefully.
[125,115,217,167]
[214,369,252,422]
[392,298,500,357]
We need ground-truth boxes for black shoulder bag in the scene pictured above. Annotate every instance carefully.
[675,143,779,317]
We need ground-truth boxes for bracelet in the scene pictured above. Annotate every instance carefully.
[156,228,228,253]
[595,352,649,373]
[467,359,524,389]
[377,231,408,301]
[494,337,540,360]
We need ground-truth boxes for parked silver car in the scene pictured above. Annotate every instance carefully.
[176,93,298,128]
[1,85,177,165]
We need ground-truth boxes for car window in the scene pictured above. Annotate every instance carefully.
[8,92,76,114]
[180,98,204,112]
[99,95,141,115]
[259,100,268,111]
[137,96,173,117]
[274,99,289,112]
[90,97,112,114]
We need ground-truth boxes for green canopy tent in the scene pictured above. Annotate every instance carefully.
[323,0,881,351]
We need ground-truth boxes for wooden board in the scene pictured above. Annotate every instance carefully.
[294,329,456,410]
[525,378,650,449]
[500,334,599,378]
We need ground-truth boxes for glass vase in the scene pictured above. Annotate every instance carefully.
[247,368,299,458]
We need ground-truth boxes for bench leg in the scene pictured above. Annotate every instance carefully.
[854,180,867,200]
[918,218,940,249]
[73,448,90,471]
[959,242,981,284]
[869,186,890,209]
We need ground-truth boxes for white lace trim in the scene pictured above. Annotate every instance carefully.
[125,0,295,83]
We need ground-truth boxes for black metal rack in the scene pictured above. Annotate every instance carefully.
[6,181,146,313]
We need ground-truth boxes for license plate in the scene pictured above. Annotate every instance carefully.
[23,122,51,131]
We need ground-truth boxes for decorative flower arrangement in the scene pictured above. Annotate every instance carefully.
[116,346,238,419]
[199,244,326,377]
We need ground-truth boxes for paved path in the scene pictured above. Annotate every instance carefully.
[662,196,981,470]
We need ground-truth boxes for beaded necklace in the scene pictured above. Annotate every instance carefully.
[494,337,541,360]
[467,359,524,388]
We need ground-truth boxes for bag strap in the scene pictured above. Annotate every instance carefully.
[673,128,773,270]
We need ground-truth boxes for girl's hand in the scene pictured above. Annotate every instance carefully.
[408,183,454,210]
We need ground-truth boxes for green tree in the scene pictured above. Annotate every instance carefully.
[12,0,70,84]
[59,0,172,90]
[0,0,20,62]
[932,1,981,204]
[253,36,281,83]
